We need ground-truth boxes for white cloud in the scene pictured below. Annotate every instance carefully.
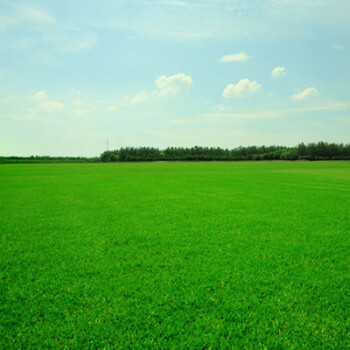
[155,73,193,96]
[2,112,59,123]
[335,117,350,123]
[0,5,97,55]
[0,6,54,32]
[39,101,64,113]
[130,91,148,105]
[332,44,345,50]
[159,1,190,7]
[106,105,120,112]
[271,66,286,77]
[69,99,98,115]
[32,91,47,100]
[73,109,87,116]
[62,34,99,53]
[220,52,250,62]
[74,105,97,116]
[212,104,229,111]
[20,7,54,23]
[71,99,83,106]
[291,87,319,101]
[170,102,350,124]
[223,79,261,98]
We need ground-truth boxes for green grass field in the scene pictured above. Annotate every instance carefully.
[1,162,349,349]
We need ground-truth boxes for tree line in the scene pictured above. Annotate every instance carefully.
[101,142,350,162]
[0,156,100,164]
[1,142,349,163]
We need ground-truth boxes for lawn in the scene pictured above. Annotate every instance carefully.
[0,162,349,348]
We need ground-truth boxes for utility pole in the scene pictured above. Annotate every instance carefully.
[106,138,109,151]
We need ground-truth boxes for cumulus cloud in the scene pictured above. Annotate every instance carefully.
[70,99,85,115]
[71,100,97,115]
[220,52,250,62]
[39,101,64,113]
[291,87,319,101]
[223,79,261,98]
[106,105,120,112]
[155,73,193,96]
[271,66,286,77]
[129,92,148,105]
[32,91,47,100]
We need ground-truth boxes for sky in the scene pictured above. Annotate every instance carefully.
[1,0,350,156]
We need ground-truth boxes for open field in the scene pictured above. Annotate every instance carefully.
[0,162,349,348]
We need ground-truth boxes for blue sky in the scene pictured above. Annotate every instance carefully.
[1,0,349,156]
